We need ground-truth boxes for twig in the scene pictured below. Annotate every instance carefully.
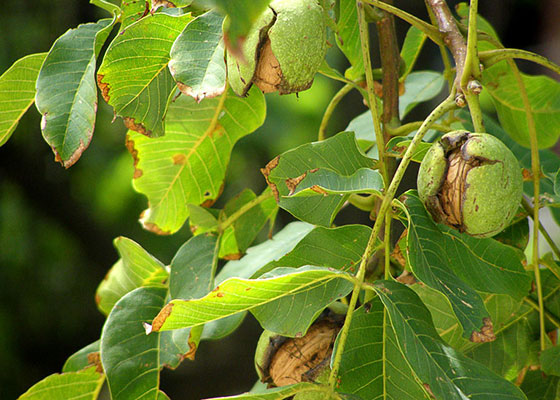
[387,121,452,136]
[522,197,560,261]
[218,191,273,232]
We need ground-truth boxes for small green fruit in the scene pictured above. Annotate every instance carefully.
[227,0,327,95]
[417,130,523,238]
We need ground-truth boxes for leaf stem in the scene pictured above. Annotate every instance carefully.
[507,58,545,352]
[479,48,560,76]
[523,297,560,330]
[522,196,560,261]
[357,0,388,185]
[387,121,452,136]
[318,84,354,141]
[218,191,274,233]
[329,91,456,387]
[460,0,481,85]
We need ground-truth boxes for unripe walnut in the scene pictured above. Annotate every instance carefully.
[417,130,523,238]
[227,0,327,96]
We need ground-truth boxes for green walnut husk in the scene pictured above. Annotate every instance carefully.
[227,0,327,96]
[417,130,523,238]
[254,319,340,389]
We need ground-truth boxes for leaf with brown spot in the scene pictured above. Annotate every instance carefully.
[130,87,265,234]
[285,172,307,195]
[36,19,114,167]
[469,317,496,343]
[97,13,193,137]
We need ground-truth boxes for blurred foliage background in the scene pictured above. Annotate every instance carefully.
[0,1,559,399]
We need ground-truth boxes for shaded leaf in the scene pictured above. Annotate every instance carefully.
[373,280,527,400]
[101,287,167,399]
[36,19,113,167]
[129,86,266,234]
[18,367,104,400]
[96,237,167,315]
[541,345,560,376]
[492,218,530,251]
[520,370,560,400]
[62,340,101,373]
[399,71,444,119]
[263,131,376,226]
[188,204,219,234]
[345,110,376,153]
[97,13,193,137]
[151,266,354,336]
[400,26,427,80]
[337,301,429,399]
[335,0,363,80]
[218,188,278,259]
[403,190,531,339]
[482,61,560,149]
[169,10,226,101]
[0,53,46,146]
[206,383,321,400]
[211,0,272,54]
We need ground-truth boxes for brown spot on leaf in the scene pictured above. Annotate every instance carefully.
[125,134,143,178]
[286,172,308,195]
[216,292,225,298]
[423,383,436,399]
[151,0,176,13]
[261,156,280,202]
[151,303,174,332]
[310,185,327,195]
[396,271,417,285]
[142,221,172,235]
[87,352,104,373]
[200,183,224,207]
[176,81,226,103]
[223,34,247,63]
[97,74,110,103]
[172,154,187,165]
[184,340,197,361]
[522,168,533,181]
[124,117,152,137]
[470,317,496,343]
[223,253,242,261]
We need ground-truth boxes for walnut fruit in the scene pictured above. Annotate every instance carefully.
[417,130,523,238]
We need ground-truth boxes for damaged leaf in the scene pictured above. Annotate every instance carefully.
[36,18,114,167]
[129,86,265,235]
[97,13,193,137]
[169,10,226,102]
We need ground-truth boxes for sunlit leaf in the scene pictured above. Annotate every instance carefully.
[400,26,427,80]
[188,204,219,235]
[337,301,429,399]
[151,266,354,336]
[399,71,444,119]
[403,190,531,339]
[36,19,113,167]
[263,131,377,226]
[97,13,193,137]
[169,10,226,101]
[18,367,104,400]
[96,237,167,315]
[120,0,149,29]
[128,86,266,234]
[373,280,527,400]
[336,0,363,80]
[0,53,46,146]
[90,0,121,15]
[62,340,101,373]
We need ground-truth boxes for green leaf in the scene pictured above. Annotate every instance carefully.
[335,0,363,80]
[36,19,113,167]
[345,111,376,153]
[520,370,560,400]
[201,222,314,340]
[218,188,278,259]
[170,234,217,300]
[150,266,354,336]
[400,26,427,80]
[90,0,121,15]
[373,280,527,400]
[96,237,167,315]
[399,71,444,119]
[129,86,266,234]
[101,287,169,399]
[188,204,219,234]
[211,0,272,53]
[18,367,104,400]
[62,340,100,373]
[263,131,376,226]
[0,53,46,146]
[120,0,149,29]
[492,218,530,251]
[169,10,226,101]
[541,345,560,376]
[403,190,531,338]
[386,137,432,162]
[482,61,560,149]
[206,383,321,400]
[98,13,193,137]
[337,301,430,399]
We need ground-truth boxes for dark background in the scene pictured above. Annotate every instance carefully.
[1,1,559,399]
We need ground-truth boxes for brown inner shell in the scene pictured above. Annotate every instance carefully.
[254,38,283,93]
[267,320,340,387]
